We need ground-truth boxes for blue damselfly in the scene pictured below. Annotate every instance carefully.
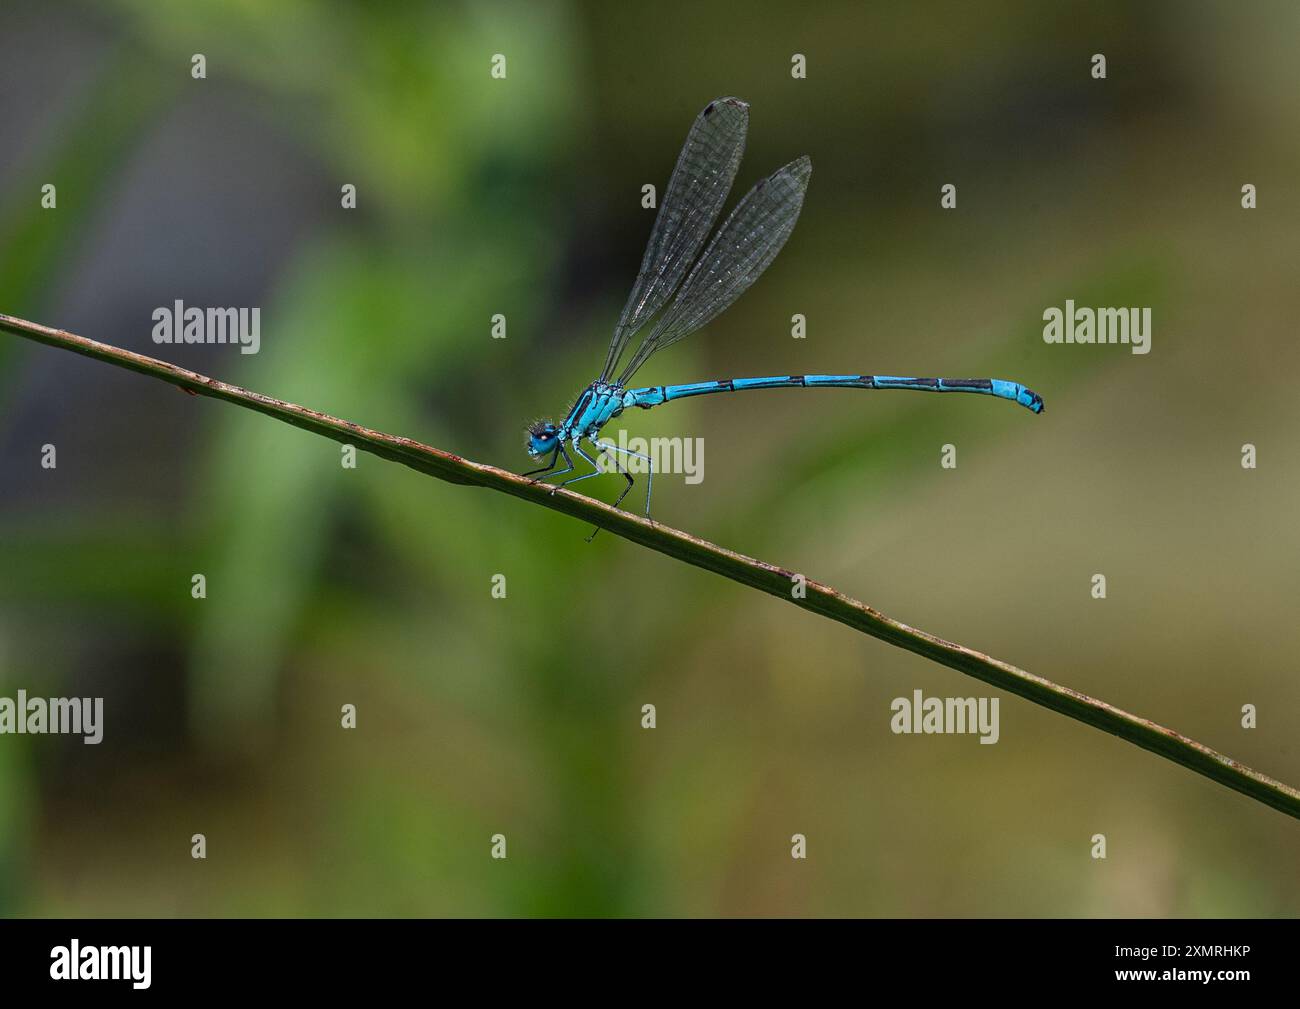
[525,97,1042,524]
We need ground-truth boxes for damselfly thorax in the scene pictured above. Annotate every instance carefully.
[560,381,627,439]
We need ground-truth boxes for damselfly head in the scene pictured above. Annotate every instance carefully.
[526,420,559,458]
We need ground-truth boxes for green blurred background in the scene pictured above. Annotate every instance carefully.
[1,0,1297,917]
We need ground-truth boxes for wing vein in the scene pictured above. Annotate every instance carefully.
[617,155,812,384]
[599,98,749,382]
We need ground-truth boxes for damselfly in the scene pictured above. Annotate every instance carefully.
[525,97,1043,523]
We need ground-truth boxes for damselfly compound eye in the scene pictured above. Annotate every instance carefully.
[526,421,558,458]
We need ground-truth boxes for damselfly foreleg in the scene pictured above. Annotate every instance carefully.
[527,442,575,486]
[556,437,606,491]
[523,448,563,480]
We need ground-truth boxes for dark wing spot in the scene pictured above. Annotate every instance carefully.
[703,101,715,116]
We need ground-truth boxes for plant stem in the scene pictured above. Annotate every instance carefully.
[4,310,1298,821]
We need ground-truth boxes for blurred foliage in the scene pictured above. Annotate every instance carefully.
[1,0,1298,916]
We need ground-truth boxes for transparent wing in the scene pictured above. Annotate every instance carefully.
[598,97,749,383]
[617,155,811,385]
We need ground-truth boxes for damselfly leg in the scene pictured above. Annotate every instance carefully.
[522,451,560,479]
[557,438,604,488]
[581,439,635,542]
[595,439,654,516]
[524,442,575,484]
[531,438,604,498]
